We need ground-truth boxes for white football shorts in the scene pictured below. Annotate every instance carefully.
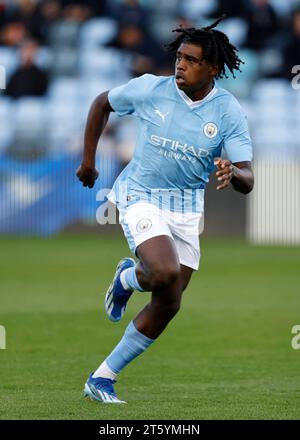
[118,202,203,270]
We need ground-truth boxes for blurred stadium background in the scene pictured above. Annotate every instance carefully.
[0,0,300,242]
[1,0,300,420]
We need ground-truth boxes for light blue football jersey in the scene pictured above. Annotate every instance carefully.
[107,74,252,213]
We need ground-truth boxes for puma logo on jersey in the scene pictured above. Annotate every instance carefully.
[155,109,169,122]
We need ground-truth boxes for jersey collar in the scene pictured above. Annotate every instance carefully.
[174,78,218,108]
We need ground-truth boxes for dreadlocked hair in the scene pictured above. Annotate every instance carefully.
[165,15,244,79]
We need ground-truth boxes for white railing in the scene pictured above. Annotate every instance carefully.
[247,161,300,244]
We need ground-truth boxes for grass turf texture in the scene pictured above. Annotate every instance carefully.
[0,235,299,420]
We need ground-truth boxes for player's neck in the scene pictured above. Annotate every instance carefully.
[186,81,214,102]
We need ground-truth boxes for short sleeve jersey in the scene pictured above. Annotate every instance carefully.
[107,74,252,212]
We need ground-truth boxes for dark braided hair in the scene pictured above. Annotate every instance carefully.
[165,15,244,79]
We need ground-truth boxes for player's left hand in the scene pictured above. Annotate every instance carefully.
[214,158,234,190]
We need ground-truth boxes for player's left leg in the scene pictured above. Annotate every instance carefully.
[131,262,193,339]
[84,260,194,404]
[84,204,198,403]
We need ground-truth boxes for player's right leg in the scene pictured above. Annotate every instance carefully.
[104,256,138,322]
[104,202,172,322]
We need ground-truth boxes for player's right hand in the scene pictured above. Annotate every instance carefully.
[76,164,99,188]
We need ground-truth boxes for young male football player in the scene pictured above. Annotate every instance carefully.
[77,16,254,404]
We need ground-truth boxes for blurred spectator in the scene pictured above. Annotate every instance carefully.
[37,0,62,43]
[62,3,91,23]
[108,0,150,29]
[60,0,108,17]
[0,21,27,46]
[211,0,248,18]
[107,23,169,76]
[0,12,28,46]
[281,8,300,80]
[5,0,42,41]
[0,1,7,28]
[5,39,49,99]
[243,0,280,51]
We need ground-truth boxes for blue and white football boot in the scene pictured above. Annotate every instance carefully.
[105,257,135,322]
[83,373,126,404]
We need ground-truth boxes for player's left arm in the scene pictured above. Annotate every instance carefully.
[217,100,254,194]
[214,158,254,194]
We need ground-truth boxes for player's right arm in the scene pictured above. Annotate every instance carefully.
[77,74,155,187]
[76,91,114,188]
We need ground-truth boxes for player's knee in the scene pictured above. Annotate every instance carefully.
[151,265,180,289]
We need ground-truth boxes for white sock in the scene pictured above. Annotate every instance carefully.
[120,266,145,292]
[120,269,131,291]
[92,360,117,380]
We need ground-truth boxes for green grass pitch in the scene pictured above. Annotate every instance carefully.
[0,235,299,419]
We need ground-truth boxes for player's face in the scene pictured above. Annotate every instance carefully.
[175,43,219,93]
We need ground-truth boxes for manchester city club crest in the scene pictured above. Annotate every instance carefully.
[204,122,218,138]
[136,219,152,233]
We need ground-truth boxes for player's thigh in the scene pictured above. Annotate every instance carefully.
[120,202,172,256]
[136,235,181,279]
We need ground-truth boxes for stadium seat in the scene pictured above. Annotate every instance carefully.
[0,98,13,154]
[50,48,78,77]
[81,78,116,103]
[115,117,137,163]
[238,100,255,123]
[256,103,290,121]
[258,48,284,77]
[269,0,293,18]
[78,47,129,80]
[35,47,54,70]
[217,49,259,98]
[0,97,12,117]
[14,97,47,130]
[48,97,84,154]
[295,87,300,106]
[48,77,81,100]
[180,0,218,20]
[253,122,290,149]
[217,18,248,47]
[0,47,18,79]
[252,79,292,101]
[10,98,48,157]
[48,20,81,48]
[80,18,118,48]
